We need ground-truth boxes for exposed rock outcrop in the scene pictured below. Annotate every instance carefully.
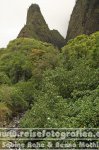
[66,0,99,42]
[18,4,65,48]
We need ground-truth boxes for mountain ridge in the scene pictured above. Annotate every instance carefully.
[66,0,99,41]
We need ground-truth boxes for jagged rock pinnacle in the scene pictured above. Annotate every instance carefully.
[18,4,65,48]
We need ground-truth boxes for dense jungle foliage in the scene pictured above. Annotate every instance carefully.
[0,32,99,129]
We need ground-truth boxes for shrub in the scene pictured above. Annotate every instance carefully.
[0,103,12,127]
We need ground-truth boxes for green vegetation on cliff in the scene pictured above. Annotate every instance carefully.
[0,32,99,129]
[66,0,99,41]
[20,32,99,128]
[0,38,60,126]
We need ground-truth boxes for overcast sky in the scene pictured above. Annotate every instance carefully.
[0,0,76,48]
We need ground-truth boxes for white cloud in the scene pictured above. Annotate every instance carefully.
[0,0,75,48]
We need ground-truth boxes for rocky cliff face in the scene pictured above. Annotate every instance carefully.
[18,4,65,48]
[66,0,99,42]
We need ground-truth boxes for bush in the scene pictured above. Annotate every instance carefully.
[0,38,59,83]
[15,80,38,106]
[0,85,28,114]
[0,72,11,85]
[0,103,12,127]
